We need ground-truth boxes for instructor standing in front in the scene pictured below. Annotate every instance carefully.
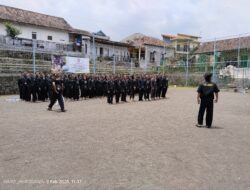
[196,73,220,128]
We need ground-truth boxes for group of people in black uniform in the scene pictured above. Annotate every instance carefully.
[18,71,220,128]
[18,72,169,105]
[18,72,51,102]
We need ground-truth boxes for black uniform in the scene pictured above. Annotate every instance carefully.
[107,80,115,104]
[151,78,157,100]
[114,79,121,103]
[156,76,162,98]
[144,79,151,100]
[24,76,31,102]
[30,75,38,102]
[138,78,145,101]
[197,82,220,127]
[68,77,75,99]
[161,76,168,98]
[120,79,127,102]
[130,78,137,100]
[48,79,65,111]
[88,78,95,98]
[73,77,80,100]
[80,77,88,99]
[37,76,47,101]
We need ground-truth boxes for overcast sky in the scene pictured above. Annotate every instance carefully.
[1,0,250,41]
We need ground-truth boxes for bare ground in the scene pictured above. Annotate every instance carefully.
[0,88,250,190]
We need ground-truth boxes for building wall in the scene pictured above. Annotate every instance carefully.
[0,22,69,44]
[88,41,130,58]
[145,45,174,66]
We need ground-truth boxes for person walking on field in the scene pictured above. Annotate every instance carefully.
[196,73,220,128]
[48,73,66,112]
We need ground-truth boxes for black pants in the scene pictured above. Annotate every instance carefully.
[144,89,150,100]
[48,93,64,111]
[130,88,136,100]
[138,89,144,101]
[107,92,113,104]
[157,87,162,98]
[19,87,23,100]
[31,88,37,102]
[198,99,214,127]
[121,91,126,102]
[151,89,156,99]
[81,88,88,98]
[161,87,168,98]
[115,92,120,103]
[89,88,94,98]
[73,88,79,100]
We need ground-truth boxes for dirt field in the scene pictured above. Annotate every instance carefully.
[0,88,250,190]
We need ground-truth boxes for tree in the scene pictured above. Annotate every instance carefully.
[4,22,21,45]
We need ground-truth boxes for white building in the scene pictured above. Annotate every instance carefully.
[85,31,131,61]
[0,5,74,43]
[122,33,175,68]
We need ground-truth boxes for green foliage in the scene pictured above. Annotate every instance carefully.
[198,54,209,64]
[4,22,21,39]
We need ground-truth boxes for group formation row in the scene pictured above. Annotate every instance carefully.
[17,72,169,104]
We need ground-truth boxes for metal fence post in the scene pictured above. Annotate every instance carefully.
[185,44,189,86]
[32,39,36,74]
[92,34,96,74]
[212,38,216,82]
[113,55,115,74]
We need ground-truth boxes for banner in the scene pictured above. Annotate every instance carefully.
[51,55,65,70]
[63,57,90,73]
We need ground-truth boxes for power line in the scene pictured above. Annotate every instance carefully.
[201,32,250,42]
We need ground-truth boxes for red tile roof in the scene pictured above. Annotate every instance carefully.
[195,36,250,54]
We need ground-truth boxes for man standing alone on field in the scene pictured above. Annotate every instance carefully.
[196,73,220,128]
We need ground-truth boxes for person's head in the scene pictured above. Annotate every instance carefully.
[204,73,212,82]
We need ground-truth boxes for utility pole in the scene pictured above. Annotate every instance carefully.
[185,40,189,86]
[237,34,241,68]
[144,46,147,73]
[32,39,36,74]
[92,33,96,74]
[212,38,216,81]
[113,44,115,74]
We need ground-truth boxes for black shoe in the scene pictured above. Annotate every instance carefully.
[61,109,66,112]
[47,107,52,111]
[206,126,211,128]
[196,124,203,128]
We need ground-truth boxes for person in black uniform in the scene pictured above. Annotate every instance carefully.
[151,75,157,100]
[46,73,52,101]
[73,75,80,101]
[29,73,38,102]
[114,76,121,103]
[196,73,220,128]
[161,75,168,98]
[80,74,88,99]
[144,75,151,101]
[120,76,127,102]
[48,73,65,112]
[88,76,95,99]
[37,73,47,102]
[107,76,115,104]
[102,76,107,97]
[130,75,137,101]
[156,75,162,99]
[24,73,31,102]
[68,74,74,100]
[138,75,145,101]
